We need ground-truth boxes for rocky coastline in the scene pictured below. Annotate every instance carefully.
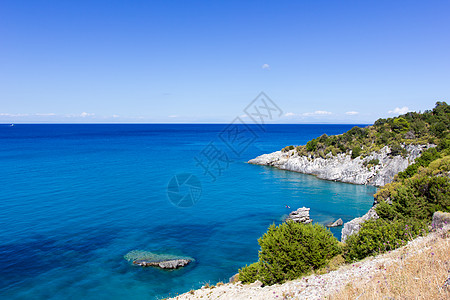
[249,143,432,241]
[248,144,430,187]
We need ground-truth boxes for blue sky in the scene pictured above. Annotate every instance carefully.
[1,0,449,123]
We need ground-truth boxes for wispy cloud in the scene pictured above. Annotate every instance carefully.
[80,112,95,117]
[0,113,56,117]
[388,106,410,114]
[0,113,29,117]
[302,110,332,116]
[345,111,359,115]
[168,115,178,118]
[283,111,333,118]
[35,113,56,116]
[261,63,270,70]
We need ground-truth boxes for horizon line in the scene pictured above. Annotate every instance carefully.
[1,122,372,125]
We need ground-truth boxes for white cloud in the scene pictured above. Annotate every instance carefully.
[302,110,332,116]
[262,63,270,70]
[35,113,56,116]
[168,115,178,118]
[240,114,248,118]
[80,112,95,117]
[388,106,410,115]
[112,114,119,118]
[0,113,29,117]
[345,111,359,115]
[284,112,296,117]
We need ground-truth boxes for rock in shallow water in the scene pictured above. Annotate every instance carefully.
[124,250,194,269]
[286,207,313,224]
[133,259,191,269]
[326,218,343,227]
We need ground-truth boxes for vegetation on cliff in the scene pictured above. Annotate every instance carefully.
[282,101,450,159]
[344,153,450,261]
[240,102,450,285]
[342,103,450,261]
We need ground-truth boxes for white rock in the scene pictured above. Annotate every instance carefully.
[341,207,379,242]
[248,145,431,187]
[286,207,313,224]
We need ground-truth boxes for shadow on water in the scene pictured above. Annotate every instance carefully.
[0,226,119,291]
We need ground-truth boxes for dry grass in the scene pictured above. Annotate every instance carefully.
[330,229,450,300]
[316,254,346,275]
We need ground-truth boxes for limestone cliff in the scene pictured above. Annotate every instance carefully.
[248,144,430,187]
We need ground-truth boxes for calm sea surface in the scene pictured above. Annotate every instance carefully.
[0,124,376,299]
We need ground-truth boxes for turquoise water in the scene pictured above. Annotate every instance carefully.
[0,124,376,299]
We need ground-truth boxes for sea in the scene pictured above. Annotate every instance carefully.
[0,124,377,299]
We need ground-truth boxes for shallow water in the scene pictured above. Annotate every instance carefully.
[0,124,376,299]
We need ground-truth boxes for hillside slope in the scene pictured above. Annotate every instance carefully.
[170,225,450,300]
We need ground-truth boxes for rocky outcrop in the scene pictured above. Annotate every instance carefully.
[133,259,191,269]
[326,218,343,227]
[341,207,379,242]
[285,207,312,224]
[248,145,431,187]
[431,211,450,230]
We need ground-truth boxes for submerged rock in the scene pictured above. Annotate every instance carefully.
[124,250,193,269]
[326,218,343,227]
[133,259,191,269]
[286,207,313,224]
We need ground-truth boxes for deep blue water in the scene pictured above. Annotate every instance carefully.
[0,124,376,299]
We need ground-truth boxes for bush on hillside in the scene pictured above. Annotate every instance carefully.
[238,262,260,284]
[376,156,450,221]
[391,117,410,133]
[344,218,427,262]
[351,146,362,159]
[257,222,341,285]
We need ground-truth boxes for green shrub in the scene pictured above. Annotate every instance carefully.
[351,146,361,159]
[344,219,427,262]
[391,117,410,133]
[306,139,318,152]
[238,262,260,284]
[257,222,341,285]
[281,145,294,153]
[363,158,380,167]
[389,143,407,157]
[376,173,450,221]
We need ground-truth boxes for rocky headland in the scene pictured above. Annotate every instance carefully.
[248,144,430,187]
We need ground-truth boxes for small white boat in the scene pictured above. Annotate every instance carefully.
[10,124,14,127]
